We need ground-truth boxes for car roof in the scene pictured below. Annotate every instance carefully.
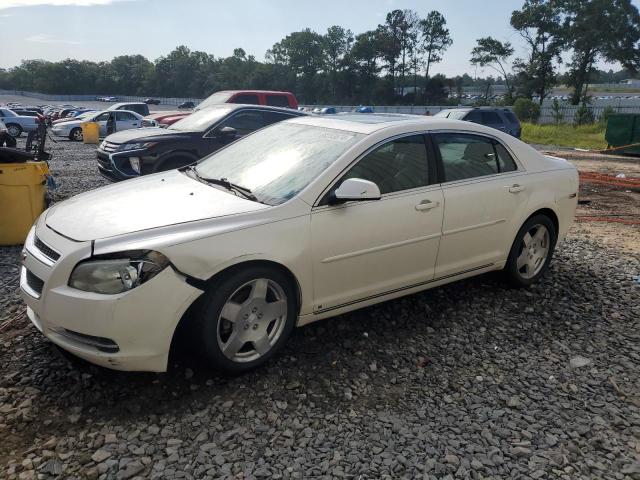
[197,103,305,115]
[216,90,293,95]
[288,113,500,135]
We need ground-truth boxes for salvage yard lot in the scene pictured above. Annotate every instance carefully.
[1,138,639,479]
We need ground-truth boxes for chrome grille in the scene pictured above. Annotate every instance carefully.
[101,141,120,153]
[34,235,60,262]
[25,270,44,295]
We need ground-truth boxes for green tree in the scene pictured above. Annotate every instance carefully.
[323,26,354,98]
[561,0,640,104]
[419,11,452,80]
[510,0,564,104]
[513,97,541,122]
[471,37,515,102]
[350,30,382,103]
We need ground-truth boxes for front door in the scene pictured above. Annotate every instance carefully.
[432,132,530,277]
[310,134,443,313]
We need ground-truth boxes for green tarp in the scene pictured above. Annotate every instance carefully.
[605,114,640,155]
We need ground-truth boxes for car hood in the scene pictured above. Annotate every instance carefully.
[104,127,194,144]
[45,170,269,241]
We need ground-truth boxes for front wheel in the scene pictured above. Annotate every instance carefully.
[195,266,297,373]
[69,128,83,141]
[504,215,557,287]
[6,124,21,138]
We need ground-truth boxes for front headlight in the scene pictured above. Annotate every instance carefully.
[129,157,140,173]
[69,250,169,294]
[118,142,156,152]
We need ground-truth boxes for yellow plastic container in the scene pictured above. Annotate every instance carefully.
[0,161,49,246]
[81,121,100,144]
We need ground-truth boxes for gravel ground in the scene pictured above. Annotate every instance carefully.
[1,138,639,480]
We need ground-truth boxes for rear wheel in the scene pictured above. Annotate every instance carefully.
[504,214,556,287]
[69,128,83,141]
[6,124,21,138]
[195,266,297,373]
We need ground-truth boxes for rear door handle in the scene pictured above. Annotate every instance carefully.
[415,199,440,211]
[509,184,525,193]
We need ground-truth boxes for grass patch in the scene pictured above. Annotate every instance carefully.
[521,122,607,150]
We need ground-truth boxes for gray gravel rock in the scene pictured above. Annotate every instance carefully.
[1,138,639,479]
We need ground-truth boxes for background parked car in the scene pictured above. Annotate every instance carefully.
[145,98,161,105]
[51,110,143,141]
[107,102,150,117]
[435,107,521,138]
[141,111,182,127]
[96,104,306,181]
[196,90,298,110]
[178,101,195,109]
[0,108,39,137]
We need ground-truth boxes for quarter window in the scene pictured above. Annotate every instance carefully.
[263,111,296,126]
[340,135,431,195]
[434,133,517,182]
[480,111,502,124]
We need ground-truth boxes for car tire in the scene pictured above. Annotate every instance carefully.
[6,123,21,138]
[504,214,557,287]
[194,266,297,373]
[69,128,83,142]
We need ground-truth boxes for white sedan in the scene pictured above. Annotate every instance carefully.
[51,109,143,141]
[20,114,578,372]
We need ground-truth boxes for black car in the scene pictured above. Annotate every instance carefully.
[96,104,306,181]
[145,98,161,105]
[178,101,195,109]
[434,107,521,138]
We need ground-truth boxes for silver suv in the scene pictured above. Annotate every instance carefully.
[435,107,521,138]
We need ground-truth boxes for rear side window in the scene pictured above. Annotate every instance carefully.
[434,133,517,182]
[480,111,502,124]
[230,94,260,105]
[494,143,517,172]
[266,95,290,107]
[115,111,137,121]
[503,111,518,123]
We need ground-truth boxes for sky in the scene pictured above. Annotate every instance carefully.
[0,0,638,77]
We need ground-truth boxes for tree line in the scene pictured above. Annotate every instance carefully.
[1,0,638,106]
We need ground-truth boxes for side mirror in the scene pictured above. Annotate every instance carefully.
[217,126,238,137]
[333,178,381,203]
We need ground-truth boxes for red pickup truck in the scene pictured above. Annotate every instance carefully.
[147,90,298,127]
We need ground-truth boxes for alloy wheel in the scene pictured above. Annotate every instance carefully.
[6,125,20,137]
[72,129,83,141]
[516,224,550,279]
[216,278,288,363]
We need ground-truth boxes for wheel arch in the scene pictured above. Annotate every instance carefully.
[524,207,559,239]
[170,258,304,358]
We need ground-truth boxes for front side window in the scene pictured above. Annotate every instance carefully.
[339,135,430,195]
[196,123,363,205]
[219,111,264,134]
[434,133,517,182]
[94,112,109,122]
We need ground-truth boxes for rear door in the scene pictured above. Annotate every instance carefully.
[265,94,290,108]
[432,132,530,277]
[229,93,260,105]
[480,111,507,133]
[115,111,140,130]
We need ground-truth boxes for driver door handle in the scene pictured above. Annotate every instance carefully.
[415,199,440,211]
[509,184,526,193]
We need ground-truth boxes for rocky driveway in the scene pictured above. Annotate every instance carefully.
[0,139,639,479]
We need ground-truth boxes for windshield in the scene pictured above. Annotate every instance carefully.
[168,106,233,132]
[197,91,234,111]
[195,122,363,205]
